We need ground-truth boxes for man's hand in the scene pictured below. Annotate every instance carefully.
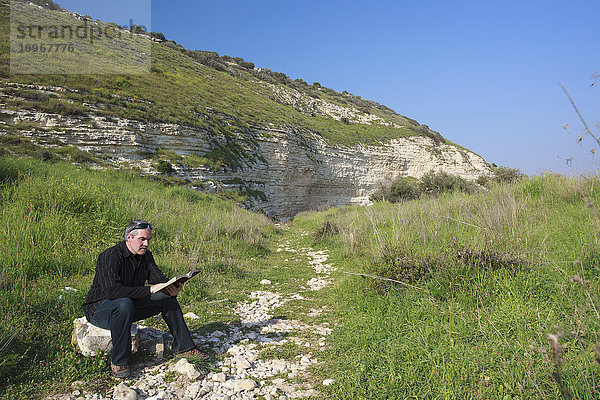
[150,282,183,296]
[163,282,183,296]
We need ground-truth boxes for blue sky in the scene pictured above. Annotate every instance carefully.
[56,0,600,175]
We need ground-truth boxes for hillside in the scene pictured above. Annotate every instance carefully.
[2,0,442,144]
[0,1,490,217]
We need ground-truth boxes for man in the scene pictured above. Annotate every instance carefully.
[83,220,203,378]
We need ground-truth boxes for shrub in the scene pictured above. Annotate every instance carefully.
[26,0,62,10]
[370,176,421,203]
[293,79,307,87]
[492,166,525,183]
[389,176,421,201]
[272,71,290,85]
[238,61,254,69]
[130,24,147,34]
[372,172,477,203]
[150,31,166,41]
[419,170,476,196]
[476,174,489,186]
[156,160,175,175]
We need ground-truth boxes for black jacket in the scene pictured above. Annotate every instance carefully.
[82,241,168,321]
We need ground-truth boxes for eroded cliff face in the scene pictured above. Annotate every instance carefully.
[2,109,489,218]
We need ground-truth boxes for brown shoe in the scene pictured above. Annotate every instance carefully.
[111,363,131,378]
[176,348,210,360]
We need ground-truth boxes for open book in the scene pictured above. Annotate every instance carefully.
[153,270,200,293]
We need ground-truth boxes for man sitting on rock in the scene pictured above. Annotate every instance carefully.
[83,220,204,378]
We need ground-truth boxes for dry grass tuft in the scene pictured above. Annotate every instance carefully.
[455,245,528,274]
[313,219,341,240]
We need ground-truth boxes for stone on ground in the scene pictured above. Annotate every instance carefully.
[113,383,137,400]
[72,317,139,357]
[173,358,203,380]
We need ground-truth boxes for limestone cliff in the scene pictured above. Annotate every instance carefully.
[2,106,488,218]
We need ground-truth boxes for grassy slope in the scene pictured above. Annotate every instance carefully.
[0,155,276,398]
[293,175,600,399]
[2,159,600,400]
[0,1,446,149]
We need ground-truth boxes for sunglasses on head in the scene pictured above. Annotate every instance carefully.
[132,222,152,231]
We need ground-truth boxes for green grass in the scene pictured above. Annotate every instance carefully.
[259,341,305,361]
[0,155,275,398]
[294,174,600,399]
[2,154,600,399]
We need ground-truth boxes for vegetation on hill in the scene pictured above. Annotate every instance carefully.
[0,0,446,153]
[294,173,600,398]
[371,167,525,203]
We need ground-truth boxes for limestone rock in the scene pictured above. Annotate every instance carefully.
[236,378,257,392]
[185,381,202,398]
[137,326,167,359]
[113,383,137,400]
[72,317,138,357]
[232,356,252,370]
[172,358,203,380]
[211,373,226,382]
[224,379,257,393]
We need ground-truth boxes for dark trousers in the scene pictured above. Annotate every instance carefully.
[89,293,195,366]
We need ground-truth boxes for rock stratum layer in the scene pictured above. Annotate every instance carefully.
[3,108,489,218]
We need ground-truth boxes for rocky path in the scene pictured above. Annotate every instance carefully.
[55,231,338,400]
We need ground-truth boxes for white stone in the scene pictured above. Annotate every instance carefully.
[211,330,227,338]
[234,379,257,392]
[72,317,138,357]
[232,356,252,370]
[172,358,203,380]
[260,279,272,285]
[212,373,227,382]
[113,383,137,400]
[300,356,311,365]
[185,381,202,398]
[323,379,335,386]
[183,312,199,320]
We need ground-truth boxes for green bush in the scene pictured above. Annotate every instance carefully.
[370,176,421,203]
[419,170,476,196]
[150,31,166,41]
[371,171,477,203]
[156,160,175,175]
[492,166,525,183]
